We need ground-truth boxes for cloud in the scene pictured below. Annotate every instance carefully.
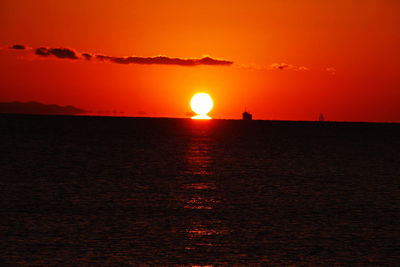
[7,43,233,67]
[35,47,78,59]
[35,47,50,56]
[270,63,292,70]
[296,66,310,71]
[326,67,336,74]
[269,63,309,71]
[82,53,92,60]
[96,55,232,66]
[9,44,26,50]
[236,63,310,72]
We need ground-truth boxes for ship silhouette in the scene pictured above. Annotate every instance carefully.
[242,109,253,120]
[319,113,325,122]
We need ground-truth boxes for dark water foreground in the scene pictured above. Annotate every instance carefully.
[1,114,399,266]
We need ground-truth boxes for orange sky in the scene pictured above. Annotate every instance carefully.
[1,0,400,121]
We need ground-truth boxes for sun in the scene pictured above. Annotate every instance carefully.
[190,93,213,120]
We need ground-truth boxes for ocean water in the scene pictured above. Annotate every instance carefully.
[1,114,399,266]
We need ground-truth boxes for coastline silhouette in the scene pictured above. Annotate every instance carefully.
[0,101,85,115]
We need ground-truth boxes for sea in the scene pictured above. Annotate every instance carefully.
[1,114,399,266]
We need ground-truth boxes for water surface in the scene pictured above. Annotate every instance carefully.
[1,115,399,265]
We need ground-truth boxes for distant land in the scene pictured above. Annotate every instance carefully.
[0,101,85,115]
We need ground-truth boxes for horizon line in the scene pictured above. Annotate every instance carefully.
[1,113,399,124]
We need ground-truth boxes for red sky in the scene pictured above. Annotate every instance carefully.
[1,0,400,121]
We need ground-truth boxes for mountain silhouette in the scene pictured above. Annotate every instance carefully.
[0,101,85,115]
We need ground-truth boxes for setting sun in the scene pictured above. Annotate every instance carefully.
[190,93,213,120]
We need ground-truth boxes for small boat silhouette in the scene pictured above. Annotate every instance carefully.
[319,113,325,122]
[242,109,252,120]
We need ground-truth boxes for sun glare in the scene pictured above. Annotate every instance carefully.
[190,93,213,120]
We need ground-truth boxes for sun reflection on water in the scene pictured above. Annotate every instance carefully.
[184,137,213,175]
[181,133,228,263]
[184,196,220,210]
[182,183,216,190]
[191,114,211,120]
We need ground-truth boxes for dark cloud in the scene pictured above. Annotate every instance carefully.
[35,47,51,56]
[35,47,78,59]
[8,44,233,67]
[269,63,309,71]
[96,55,233,66]
[9,44,26,50]
[270,63,291,70]
[96,54,111,61]
[49,48,78,59]
[82,53,92,60]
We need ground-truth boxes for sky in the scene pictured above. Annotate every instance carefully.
[1,0,399,121]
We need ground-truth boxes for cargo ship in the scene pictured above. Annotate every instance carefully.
[242,110,253,120]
